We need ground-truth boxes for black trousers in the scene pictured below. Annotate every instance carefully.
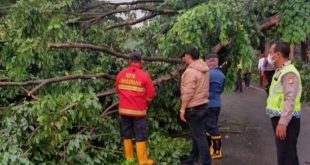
[271,117,300,165]
[243,72,251,87]
[235,69,243,92]
[205,107,221,136]
[120,115,147,141]
[185,103,211,165]
[264,70,275,94]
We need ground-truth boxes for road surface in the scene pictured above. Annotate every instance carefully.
[213,86,310,165]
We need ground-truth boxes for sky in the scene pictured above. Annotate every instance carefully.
[98,0,132,1]
[107,0,144,18]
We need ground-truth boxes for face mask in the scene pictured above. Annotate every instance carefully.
[267,53,275,66]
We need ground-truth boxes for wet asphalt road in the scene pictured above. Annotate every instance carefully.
[213,86,310,165]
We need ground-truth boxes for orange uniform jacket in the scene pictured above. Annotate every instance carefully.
[115,64,155,117]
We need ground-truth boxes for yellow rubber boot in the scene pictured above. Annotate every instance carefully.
[209,140,214,156]
[123,139,134,160]
[211,136,222,159]
[206,134,214,155]
[136,141,154,165]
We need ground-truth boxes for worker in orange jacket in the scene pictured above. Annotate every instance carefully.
[115,52,155,165]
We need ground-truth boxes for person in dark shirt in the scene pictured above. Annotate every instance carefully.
[234,60,243,92]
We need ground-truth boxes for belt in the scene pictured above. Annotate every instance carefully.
[186,103,207,111]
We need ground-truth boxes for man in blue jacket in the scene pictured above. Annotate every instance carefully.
[205,53,225,159]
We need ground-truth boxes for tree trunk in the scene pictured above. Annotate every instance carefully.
[301,38,310,63]
[264,41,272,55]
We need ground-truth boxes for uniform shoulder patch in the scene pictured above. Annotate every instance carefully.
[286,74,296,84]
[288,78,294,84]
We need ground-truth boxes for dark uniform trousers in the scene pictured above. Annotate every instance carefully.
[120,115,147,141]
[205,107,221,136]
[271,117,300,165]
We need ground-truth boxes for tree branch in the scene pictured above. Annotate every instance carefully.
[51,15,280,62]
[9,65,183,121]
[259,14,280,31]
[96,64,185,98]
[139,7,177,14]
[0,40,7,45]
[107,13,158,30]
[212,14,281,53]
[103,109,118,116]
[79,0,164,13]
[153,65,185,85]
[80,6,146,29]
[212,39,232,54]
[96,89,116,98]
[28,81,48,96]
[0,77,9,81]
[27,126,41,145]
[52,14,281,66]
[60,103,77,115]
[0,73,115,94]
[101,102,118,117]
[48,42,182,63]
[99,0,164,6]
[21,87,39,100]
[80,6,176,24]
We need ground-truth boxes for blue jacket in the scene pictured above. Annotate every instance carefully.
[208,68,225,108]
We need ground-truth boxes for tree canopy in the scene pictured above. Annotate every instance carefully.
[0,0,309,164]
